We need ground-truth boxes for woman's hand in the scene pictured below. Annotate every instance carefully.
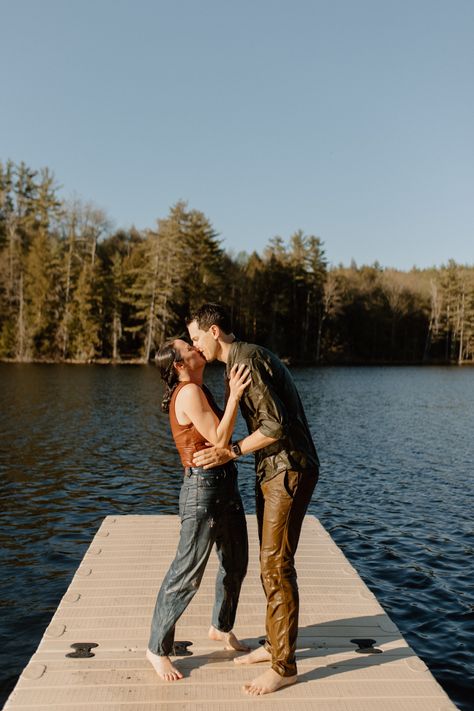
[228,363,251,401]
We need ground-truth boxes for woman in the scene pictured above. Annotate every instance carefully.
[147,339,251,681]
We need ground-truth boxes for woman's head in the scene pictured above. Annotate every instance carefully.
[155,341,182,382]
[155,339,205,412]
[155,341,182,413]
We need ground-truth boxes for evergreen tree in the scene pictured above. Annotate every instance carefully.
[23,168,63,358]
[69,261,101,361]
[97,230,136,360]
[175,201,225,314]
[1,159,474,365]
[24,231,62,357]
[123,229,165,360]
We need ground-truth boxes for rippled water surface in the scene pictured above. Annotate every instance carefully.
[1,363,473,709]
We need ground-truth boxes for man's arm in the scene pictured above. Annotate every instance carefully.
[192,429,278,469]
[192,352,285,469]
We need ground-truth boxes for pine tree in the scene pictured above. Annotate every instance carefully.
[69,261,101,361]
[24,231,61,357]
[9,162,39,359]
[174,202,225,313]
[0,161,16,356]
[304,235,326,362]
[57,201,79,359]
[23,168,63,358]
[123,229,163,361]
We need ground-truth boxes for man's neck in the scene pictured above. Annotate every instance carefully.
[217,334,236,364]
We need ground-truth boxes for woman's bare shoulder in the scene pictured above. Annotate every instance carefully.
[174,382,203,406]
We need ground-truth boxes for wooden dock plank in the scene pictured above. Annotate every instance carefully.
[4,515,456,710]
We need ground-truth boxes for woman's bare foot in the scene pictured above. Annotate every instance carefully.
[208,625,250,651]
[146,649,183,681]
[243,668,297,695]
[233,645,271,664]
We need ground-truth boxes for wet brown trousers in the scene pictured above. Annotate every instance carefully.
[256,468,318,677]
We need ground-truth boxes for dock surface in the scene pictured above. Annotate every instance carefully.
[5,515,456,710]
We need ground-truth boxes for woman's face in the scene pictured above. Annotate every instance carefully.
[173,339,206,373]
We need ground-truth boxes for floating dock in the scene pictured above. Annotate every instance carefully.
[5,515,456,710]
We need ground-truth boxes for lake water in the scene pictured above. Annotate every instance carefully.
[0,363,473,709]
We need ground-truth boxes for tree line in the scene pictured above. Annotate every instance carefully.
[1,159,473,365]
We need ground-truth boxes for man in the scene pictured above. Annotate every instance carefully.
[187,303,319,696]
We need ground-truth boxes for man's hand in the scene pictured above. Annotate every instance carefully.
[192,446,234,470]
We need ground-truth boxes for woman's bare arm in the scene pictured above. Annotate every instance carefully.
[175,365,250,447]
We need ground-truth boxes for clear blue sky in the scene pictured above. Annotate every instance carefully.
[1,0,473,270]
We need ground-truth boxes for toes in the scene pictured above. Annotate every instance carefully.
[244,684,260,696]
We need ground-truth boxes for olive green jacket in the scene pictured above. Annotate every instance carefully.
[226,340,320,482]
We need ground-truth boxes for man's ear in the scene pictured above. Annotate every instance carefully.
[209,324,220,340]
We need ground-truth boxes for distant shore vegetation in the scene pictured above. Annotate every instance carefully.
[1,159,473,365]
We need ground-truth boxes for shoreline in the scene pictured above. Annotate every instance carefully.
[1,357,473,367]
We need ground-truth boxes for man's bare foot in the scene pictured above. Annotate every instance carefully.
[233,645,271,665]
[243,668,297,695]
[208,625,250,651]
[146,649,183,681]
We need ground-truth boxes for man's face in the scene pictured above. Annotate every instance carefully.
[187,320,219,362]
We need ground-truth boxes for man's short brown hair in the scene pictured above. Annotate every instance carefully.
[187,303,232,334]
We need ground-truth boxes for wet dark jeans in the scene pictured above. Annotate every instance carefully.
[148,463,248,656]
[256,468,318,677]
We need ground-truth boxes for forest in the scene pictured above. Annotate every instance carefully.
[1,160,473,365]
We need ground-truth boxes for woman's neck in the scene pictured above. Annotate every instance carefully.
[178,372,203,386]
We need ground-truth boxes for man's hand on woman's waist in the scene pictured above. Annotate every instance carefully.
[192,429,278,470]
[192,445,235,469]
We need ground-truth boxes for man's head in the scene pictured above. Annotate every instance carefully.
[186,303,233,363]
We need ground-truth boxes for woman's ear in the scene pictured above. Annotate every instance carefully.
[173,360,184,372]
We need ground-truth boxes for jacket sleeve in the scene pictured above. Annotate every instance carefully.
[241,356,287,439]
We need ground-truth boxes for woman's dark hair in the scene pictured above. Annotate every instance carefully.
[155,341,183,413]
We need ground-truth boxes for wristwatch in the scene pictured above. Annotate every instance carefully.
[231,441,242,458]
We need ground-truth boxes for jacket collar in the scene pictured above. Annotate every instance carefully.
[225,339,240,375]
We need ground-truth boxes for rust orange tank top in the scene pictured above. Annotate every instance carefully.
[169,381,223,467]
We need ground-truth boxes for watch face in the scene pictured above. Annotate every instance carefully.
[232,443,241,456]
